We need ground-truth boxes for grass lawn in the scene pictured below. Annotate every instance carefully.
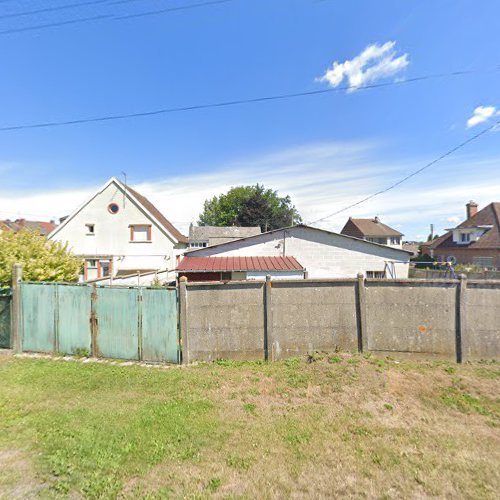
[0,353,499,499]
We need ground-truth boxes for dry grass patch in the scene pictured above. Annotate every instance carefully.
[0,354,498,498]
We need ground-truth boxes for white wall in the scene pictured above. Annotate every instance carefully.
[50,180,185,277]
[186,226,409,279]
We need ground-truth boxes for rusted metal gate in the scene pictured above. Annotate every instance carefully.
[20,283,178,363]
[0,289,11,348]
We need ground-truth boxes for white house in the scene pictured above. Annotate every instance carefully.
[49,177,188,281]
[180,224,411,279]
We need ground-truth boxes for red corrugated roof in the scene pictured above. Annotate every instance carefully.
[177,256,304,272]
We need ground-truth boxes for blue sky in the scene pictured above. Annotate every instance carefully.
[0,0,499,240]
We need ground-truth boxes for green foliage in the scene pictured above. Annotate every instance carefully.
[0,230,81,284]
[411,253,436,269]
[150,276,163,288]
[198,184,302,231]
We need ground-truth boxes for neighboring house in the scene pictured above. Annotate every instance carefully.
[1,219,57,235]
[49,177,188,281]
[180,224,411,279]
[421,201,500,269]
[178,255,305,281]
[188,225,261,248]
[340,217,403,248]
[402,242,420,257]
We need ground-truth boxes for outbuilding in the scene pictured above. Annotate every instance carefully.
[179,224,411,279]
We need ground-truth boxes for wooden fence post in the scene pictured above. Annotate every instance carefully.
[11,263,23,352]
[179,277,189,365]
[356,273,367,353]
[456,274,467,363]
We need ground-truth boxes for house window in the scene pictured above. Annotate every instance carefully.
[366,271,386,278]
[100,260,111,277]
[85,259,112,280]
[190,241,208,248]
[108,203,119,214]
[130,224,152,242]
[390,237,400,245]
[460,233,471,243]
[86,224,95,234]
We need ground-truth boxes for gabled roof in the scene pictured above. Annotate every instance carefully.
[185,224,412,256]
[126,185,187,243]
[189,225,261,240]
[342,217,403,237]
[177,256,304,272]
[49,177,187,244]
[425,202,500,251]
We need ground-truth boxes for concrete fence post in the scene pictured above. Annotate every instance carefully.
[456,274,467,363]
[90,283,98,357]
[264,275,274,361]
[179,277,189,365]
[11,263,23,352]
[355,273,367,353]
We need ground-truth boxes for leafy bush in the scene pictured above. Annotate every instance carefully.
[0,230,81,284]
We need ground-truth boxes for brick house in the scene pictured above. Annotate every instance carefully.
[421,201,500,269]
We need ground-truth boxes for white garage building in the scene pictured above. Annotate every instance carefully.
[180,224,411,280]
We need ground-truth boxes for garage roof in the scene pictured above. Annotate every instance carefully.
[177,256,304,272]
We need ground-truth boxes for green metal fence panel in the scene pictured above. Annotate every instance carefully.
[57,285,92,355]
[21,283,56,353]
[0,289,11,349]
[95,287,139,360]
[142,288,178,363]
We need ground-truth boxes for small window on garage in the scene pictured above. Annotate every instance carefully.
[366,271,386,278]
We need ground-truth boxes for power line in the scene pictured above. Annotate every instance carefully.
[308,119,500,225]
[0,0,235,35]
[0,0,109,20]
[0,68,494,132]
[116,0,233,20]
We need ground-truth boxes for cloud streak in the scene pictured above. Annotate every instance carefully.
[318,41,409,91]
[0,142,498,241]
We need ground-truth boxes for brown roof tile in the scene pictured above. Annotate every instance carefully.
[344,218,403,237]
[177,256,304,272]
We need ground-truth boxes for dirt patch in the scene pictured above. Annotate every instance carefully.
[0,449,47,499]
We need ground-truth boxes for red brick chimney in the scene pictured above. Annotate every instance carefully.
[466,201,478,220]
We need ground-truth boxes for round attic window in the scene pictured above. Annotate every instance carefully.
[108,203,119,214]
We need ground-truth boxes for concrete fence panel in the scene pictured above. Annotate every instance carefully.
[184,282,266,362]
[463,282,500,360]
[270,280,358,360]
[364,281,458,359]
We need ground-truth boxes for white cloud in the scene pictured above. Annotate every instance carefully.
[466,105,499,128]
[447,216,461,224]
[0,143,499,241]
[318,41,409,91]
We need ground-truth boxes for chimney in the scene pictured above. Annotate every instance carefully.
[466,201,478,220]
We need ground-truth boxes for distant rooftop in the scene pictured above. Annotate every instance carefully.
[1,219,57,236]
[189,225,261,247]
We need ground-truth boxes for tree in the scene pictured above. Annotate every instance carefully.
[0,230,81,285]
[198,184,302,231]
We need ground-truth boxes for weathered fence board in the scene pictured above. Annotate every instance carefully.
[95,287,140,360]
[58,286,92,355]
[0,289,11,349]
[142,288,178,363]
[21,283,56,353]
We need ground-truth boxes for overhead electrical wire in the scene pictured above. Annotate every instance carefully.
[0,68,495,132]
[0,0,109,20]
[308,119,500,225]
[0,0,236,35]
